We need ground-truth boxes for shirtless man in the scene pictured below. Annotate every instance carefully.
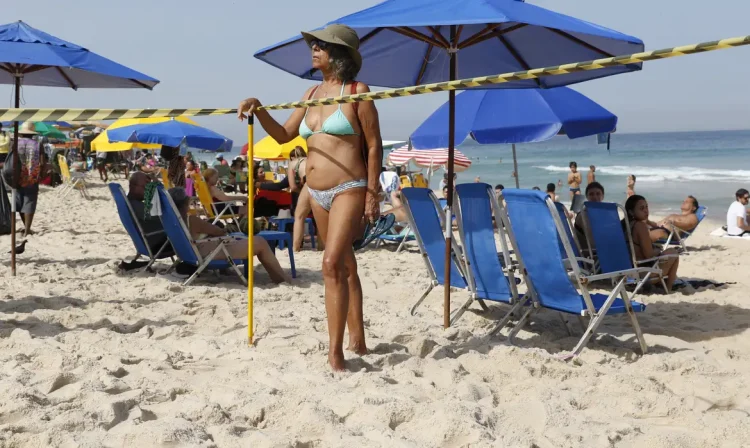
[567,161,582,200]
[649,195,700,242]
[587,165,596,184]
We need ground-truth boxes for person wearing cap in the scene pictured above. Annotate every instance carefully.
[13,122,46,238]
[212,154,228,168]
[238,23,383,371]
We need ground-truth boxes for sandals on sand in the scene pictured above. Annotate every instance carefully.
[353,214,396,251]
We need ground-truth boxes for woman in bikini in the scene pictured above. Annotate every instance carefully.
[625,195,680,292]
[288,146,314,252]
[238,24,382,371]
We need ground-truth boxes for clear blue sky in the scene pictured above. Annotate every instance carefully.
[3,0,750,143]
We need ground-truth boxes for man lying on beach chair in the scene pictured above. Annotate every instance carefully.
[649,196,703,250]
[499,189,648,358]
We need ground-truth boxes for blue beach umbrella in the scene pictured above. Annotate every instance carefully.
[107,119,234,152]
[0,20,158,275]
[253,0,642,328]
[410,87,617,187]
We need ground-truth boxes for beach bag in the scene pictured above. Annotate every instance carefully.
[1,144,19,189]
[239,216,267,236]
[0,175,11,235]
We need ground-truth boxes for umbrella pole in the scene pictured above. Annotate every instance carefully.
[443,25,457,329]
[10,76,20,276]
[247,116,255,345]
[512,144,520,189]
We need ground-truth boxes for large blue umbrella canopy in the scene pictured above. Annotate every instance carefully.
[0,20,159,89]
[254,0,643,89]
[107,120,234,152]
[411,87,617,148]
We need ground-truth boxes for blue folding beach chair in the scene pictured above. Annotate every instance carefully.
[453,183,527,329]
[109,183,173,271]
[584,202,674,296]
[258,230,296,278]
[500,189,648,357]
[657,206,707,252]
[400,187,468,316]
[155,185,248,286]
[375,222,416,253]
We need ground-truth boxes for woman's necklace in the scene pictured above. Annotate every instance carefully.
[317,82,342,98]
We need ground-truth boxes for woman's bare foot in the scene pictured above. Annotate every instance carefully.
[346,339,368,356]
[328,350,346,371]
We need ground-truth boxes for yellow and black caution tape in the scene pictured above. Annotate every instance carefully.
[0,34,747,122]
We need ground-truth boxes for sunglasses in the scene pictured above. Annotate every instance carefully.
[308,39,330,51]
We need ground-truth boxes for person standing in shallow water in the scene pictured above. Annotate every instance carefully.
[238,24,382,371]
[567,161,582,200]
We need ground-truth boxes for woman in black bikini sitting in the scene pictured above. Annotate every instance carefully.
[238,24,382,371]
[625,195,680,292]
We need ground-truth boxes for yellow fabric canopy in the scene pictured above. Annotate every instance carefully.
[91,116,198,152]
[254,135,307,160]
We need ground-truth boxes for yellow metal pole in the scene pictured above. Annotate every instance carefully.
[247,115,255,345]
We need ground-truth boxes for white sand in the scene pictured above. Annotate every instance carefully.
[0,180,749,447]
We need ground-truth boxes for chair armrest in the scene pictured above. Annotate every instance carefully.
[198,235,246,244]
[584,267,658,283]
[637,254,678,265]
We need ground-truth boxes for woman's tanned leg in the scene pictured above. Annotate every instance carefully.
[311,187,366,371]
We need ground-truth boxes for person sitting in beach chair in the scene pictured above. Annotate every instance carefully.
[203,167,248,218]
[625,195,680,292]
[648,195,700,242]
[726,188,750,236]
[167,187,290,284]
[574,181,605,255]
[127,172,174,257]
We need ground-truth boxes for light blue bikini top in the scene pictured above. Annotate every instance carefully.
[299,82,359,140]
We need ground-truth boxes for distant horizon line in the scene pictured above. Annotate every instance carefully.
[226,127,750,148]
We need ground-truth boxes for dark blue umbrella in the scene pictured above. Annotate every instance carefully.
[410,87,617,186]
[107,120,234,152]
[253,0,642,327]
[0,20,158,275]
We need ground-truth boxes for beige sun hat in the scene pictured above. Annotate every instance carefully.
[19,121,37,135]
[301,24,362,71]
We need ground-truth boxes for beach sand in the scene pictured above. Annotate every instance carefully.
[0,180,748,447]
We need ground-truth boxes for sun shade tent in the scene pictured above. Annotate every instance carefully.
[0,20,158,275]
[253,0,643,329]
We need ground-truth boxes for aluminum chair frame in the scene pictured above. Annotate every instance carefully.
[498,191,648,358]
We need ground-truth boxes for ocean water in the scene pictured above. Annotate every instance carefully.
[435,130,750,217]
[196,129,750,218]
